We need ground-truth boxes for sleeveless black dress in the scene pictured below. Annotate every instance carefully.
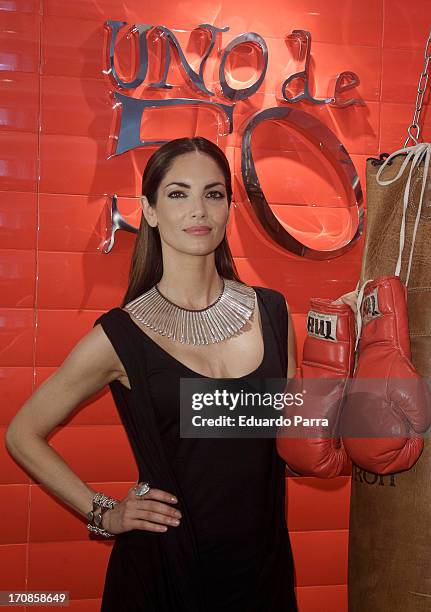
[93,285,297,612]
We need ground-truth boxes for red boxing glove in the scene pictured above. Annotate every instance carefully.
[276,298,356,478]
[341,275,431,474]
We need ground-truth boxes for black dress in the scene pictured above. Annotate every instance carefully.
[93,285,297,612]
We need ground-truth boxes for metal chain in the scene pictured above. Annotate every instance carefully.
[404,29,431,147]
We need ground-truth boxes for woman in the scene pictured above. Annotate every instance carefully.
[5,136,354,611]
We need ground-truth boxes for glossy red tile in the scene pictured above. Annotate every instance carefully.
[139,105,203,143]
[0,308,34,366]
[37,251,130,309]
[42,17,107,79]
[0,484,29,543]
[29,481,131,542]
[39,135,153,196]
[220,0,383,45]
[0,191,37,249]
[48,426,138,483]
[43,0,128,20]
[290,529,348,586]
[379,103,431,153]
[227,201,290,259]
[296,584,347,612]
[381,48,427,104]
[41,76,112,137]
[185,103,230,144]
[310,42,380,104]
[287,476,351,531]
[298,101,380,156]
[0,72,39,131]
[0,10,40,73]
[0,366,33,425]
[34,310,120,366]
[42,0,124,19]
[0,543,27,590]
[36,367,119,426]
[28,540,111,598]
[38,194,139,253]
[384,0,431,50]
[0,132,38,191]
[0,0,40,11]
[234,256,362,313]
[272,204,360,252]
[0,248,35,307]
[43,0,227,31]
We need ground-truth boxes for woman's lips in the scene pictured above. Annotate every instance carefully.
[184,227,211,235]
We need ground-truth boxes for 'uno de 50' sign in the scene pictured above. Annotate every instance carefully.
[104,22,363,259]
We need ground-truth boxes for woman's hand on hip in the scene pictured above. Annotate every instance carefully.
[102,484,182,535]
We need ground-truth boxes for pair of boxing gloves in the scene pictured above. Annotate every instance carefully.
[276,275,431,477]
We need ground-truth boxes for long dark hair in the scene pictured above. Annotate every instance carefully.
[122,137,242,306]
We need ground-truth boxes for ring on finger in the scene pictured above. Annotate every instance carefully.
[134,482,151,497]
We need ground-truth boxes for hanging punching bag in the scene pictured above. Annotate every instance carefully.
[348,145,431,611]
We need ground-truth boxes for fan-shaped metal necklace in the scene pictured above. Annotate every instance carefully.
[124,277,256,345]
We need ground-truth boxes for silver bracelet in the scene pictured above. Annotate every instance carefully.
[87,491,119,538]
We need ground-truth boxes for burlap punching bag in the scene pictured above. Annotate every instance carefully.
[348,150,431,611]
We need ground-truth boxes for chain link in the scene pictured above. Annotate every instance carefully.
[404,29,431,147]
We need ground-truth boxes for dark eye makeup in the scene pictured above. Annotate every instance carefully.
[167,190,226,199]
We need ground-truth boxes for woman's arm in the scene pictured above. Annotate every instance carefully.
[4,324,123,519]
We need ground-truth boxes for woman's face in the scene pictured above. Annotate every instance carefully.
[142,151,230,258]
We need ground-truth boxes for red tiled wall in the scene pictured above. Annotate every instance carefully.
[1,0,430,610]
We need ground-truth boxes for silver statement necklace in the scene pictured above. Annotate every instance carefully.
[124,278,256,345]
